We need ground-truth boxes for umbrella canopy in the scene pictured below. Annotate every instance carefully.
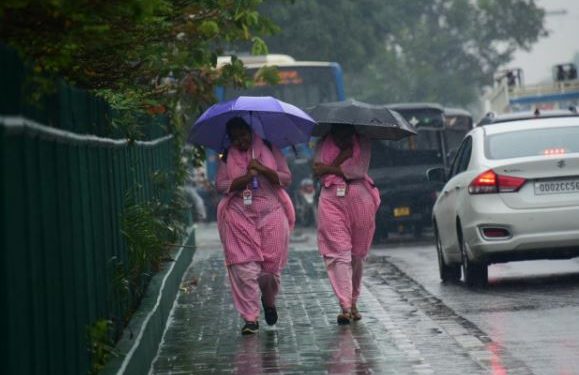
[308,98,416,140]
[188,96,316,151]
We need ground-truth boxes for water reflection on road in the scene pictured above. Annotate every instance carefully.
[375,240,579,375]
[231,324,393,374]
[233,331,281,374]
[324,326,375,375]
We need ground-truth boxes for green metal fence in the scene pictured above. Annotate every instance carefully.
[0,43,168,140]
[0,42,184,375]
[1,116,176,375]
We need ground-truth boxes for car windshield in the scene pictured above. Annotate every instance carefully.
[486,126,579,159]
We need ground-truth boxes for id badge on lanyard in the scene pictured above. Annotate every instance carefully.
[243,188,253,206]
[336,185,346,197]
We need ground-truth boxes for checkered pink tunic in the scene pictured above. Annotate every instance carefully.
[315,135,380,258]
[215,138,292,273]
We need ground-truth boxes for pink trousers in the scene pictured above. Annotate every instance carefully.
[227,262,280,322]
[324,252,365,311]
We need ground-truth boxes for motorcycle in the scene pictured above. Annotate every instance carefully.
[295,177,316,227]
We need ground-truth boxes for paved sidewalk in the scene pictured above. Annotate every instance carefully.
[150,225,494,374]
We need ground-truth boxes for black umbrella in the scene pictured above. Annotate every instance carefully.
[308,98,416,140]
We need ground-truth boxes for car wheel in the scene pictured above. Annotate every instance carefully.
[435,225,461,283]
[458,228,488,288]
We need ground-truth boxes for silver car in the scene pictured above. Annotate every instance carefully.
[428,110,579,287]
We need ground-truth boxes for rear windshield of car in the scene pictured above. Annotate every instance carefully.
[485,126,579,160]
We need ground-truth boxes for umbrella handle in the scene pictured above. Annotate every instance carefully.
[251,176,259,190]
[251,146,259,189]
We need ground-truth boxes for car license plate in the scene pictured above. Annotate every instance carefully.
[393,206,411,217]
[534,178,579,195]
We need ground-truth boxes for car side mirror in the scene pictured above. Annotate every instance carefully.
[426,167,447,184]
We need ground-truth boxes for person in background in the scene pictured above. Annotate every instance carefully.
[568,64,577,81]
[215,117,295,335]
[506,70,516,87]
[556,65,566,82]
[313,124,380,325]
[183,160,207,223]
[191,164,218,222]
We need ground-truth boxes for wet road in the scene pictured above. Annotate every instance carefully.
[372,237,579,375]
[152,224,579,374]
[294,226,579,374]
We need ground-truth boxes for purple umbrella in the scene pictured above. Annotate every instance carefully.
[188,96,317,151]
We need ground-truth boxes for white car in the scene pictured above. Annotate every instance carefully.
[428,110,579,287]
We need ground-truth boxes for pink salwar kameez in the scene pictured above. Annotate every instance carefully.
[315,135,380,312]
[216,135,294,322]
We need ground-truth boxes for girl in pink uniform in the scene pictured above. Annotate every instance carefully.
[215,117,295,335]
[313,124,380,324]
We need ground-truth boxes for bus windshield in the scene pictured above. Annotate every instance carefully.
[222,65,341,109]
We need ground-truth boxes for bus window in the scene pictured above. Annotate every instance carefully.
[222,65,343,109]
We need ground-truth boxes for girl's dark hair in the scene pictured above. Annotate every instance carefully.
[221,117,273,162]
[330,123,356,137]
[222,117,250,162]
[316,123,356,147]
[225,116,251,138]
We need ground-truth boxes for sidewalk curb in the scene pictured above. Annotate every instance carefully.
[101,226,196,375]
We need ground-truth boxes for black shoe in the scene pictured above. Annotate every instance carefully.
[262,298,278,326]
[337,312,351,325]
[241,321,259,335]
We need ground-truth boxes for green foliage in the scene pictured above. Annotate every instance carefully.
[116,162,189,315]
[110,256,130,321]
[260,0,547,107]
[1,0,279,140]
[121,201,166,284]
[251,36,269,55]
[87,319,117,375]
[96,88,160,141]
[150,169,190,244]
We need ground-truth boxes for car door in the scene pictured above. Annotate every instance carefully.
[437,136,473,254]
[435,138,466,246]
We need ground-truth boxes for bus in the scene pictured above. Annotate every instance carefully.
[215,54,345,110]
[369,103,474,239]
